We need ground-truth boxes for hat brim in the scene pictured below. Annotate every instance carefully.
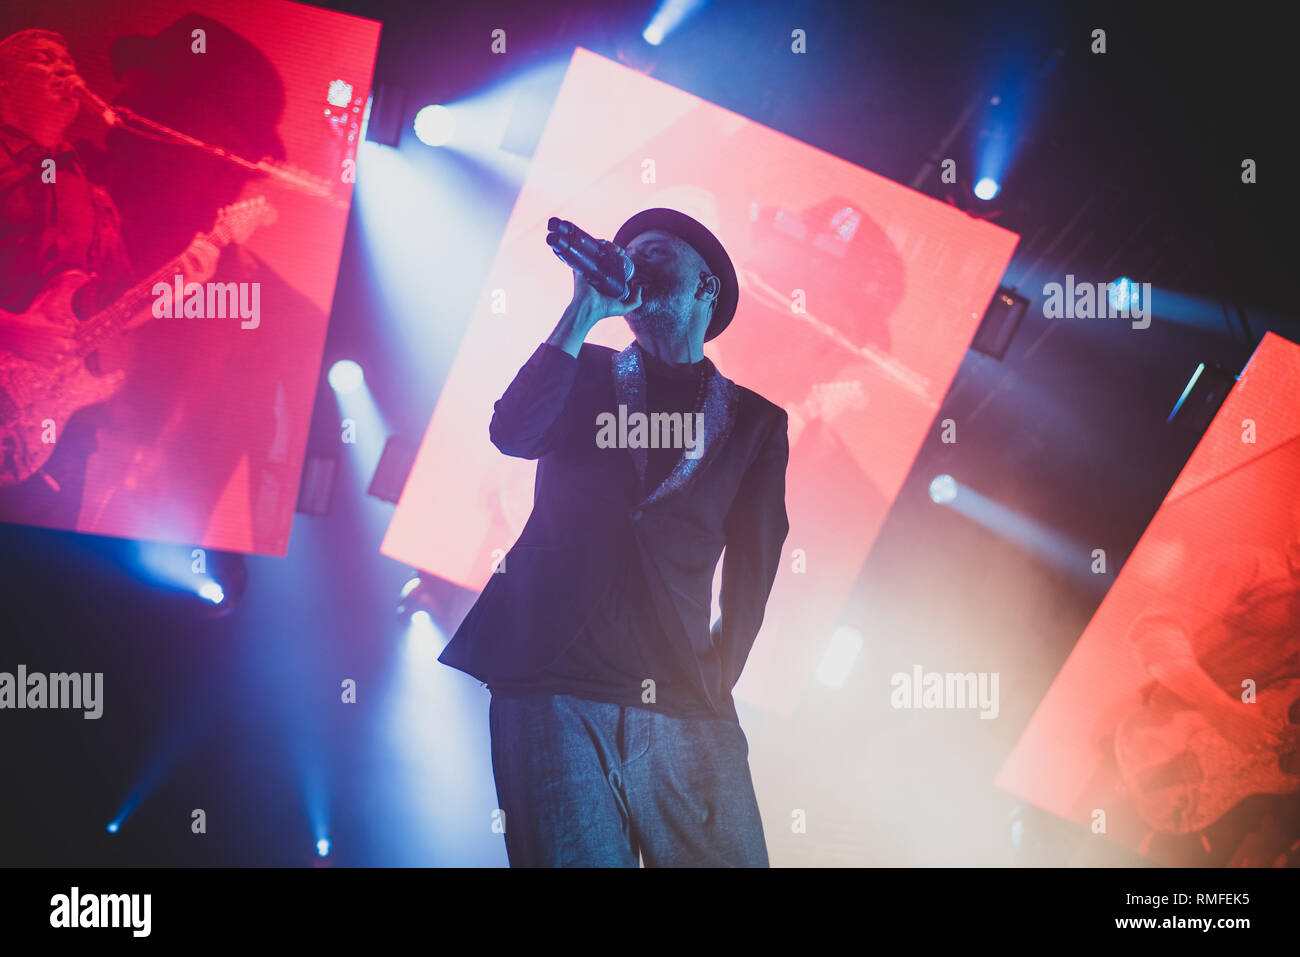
[613,208,737,341]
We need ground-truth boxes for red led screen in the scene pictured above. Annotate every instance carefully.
[0,0,380,554]
[997,331,1300,866]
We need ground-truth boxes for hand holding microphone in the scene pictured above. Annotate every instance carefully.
[543,218,643,356]
[546,218,642,308]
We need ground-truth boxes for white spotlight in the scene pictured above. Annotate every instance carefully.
[929,474,958,505]
[413,105,455,147]
[643,0,704,47]
[328,360,365,394]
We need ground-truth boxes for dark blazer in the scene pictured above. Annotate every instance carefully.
[438,338,790,722]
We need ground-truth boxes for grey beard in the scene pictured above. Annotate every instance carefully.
[630,288,694,335]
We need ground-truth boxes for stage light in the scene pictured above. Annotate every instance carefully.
[328,359,365,394]
[316,838,331,857]
[942,174,1003,220]
[929,474,958,504]
[196,554,248,619]
[643,0,706,46]
[363,83,406,147]
[814,626,864,689]
[368,436,419,503]
[295,451,339,517]
[132,544,246,617]
[1166,361,1236,430]
[935,482,1096,588]
[970,286,1029,360]
[1168,362,1204,424]
[106,822,120,834]
[1107,276,1140,313]
[397,573,446,623]
[413,104,455,147]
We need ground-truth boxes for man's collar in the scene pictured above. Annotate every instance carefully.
[613,340,737,508]
[632,339,709,380]
[0,123,75,161]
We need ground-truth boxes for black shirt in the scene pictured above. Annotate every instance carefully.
[0,124,131,315]
[0,124,131,517]
[488,344,717,718]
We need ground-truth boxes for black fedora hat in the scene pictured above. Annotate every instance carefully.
[108,14,286,162]
[613,208,738,341]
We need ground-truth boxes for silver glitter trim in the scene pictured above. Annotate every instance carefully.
[612,341,738,508]
[612,344,647,489]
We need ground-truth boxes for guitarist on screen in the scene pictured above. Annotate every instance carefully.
[1120,494,1300,866]
[0,29,218,527]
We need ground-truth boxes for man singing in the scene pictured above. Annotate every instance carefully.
[0,28,218,526]
[439,208,790,866]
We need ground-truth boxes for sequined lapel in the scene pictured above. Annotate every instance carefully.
[612,341,738,507]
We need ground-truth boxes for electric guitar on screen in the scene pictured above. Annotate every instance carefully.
[1115,602,1300,836]
[0,196,277,488]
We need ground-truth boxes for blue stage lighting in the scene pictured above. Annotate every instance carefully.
[198,582,225,604]
[974,177,1000,201]
[413,105,455,147]
[106,822,119,834]
[1108,276,1140,313]
[643,0,706,47]
[317,838,331,857]
[397,575,438,622]
[1167,362,1205,424]
[929,474,958,504]
[328,359,365,394]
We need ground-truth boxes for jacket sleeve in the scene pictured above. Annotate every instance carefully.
[488,342,582,459]
[714,408,791,689]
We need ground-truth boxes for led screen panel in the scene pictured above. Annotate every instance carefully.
[997,332,1300,866]
[383,47,1019,712]
[0,0,381,554]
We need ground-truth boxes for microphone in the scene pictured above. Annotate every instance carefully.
[67,77,122,128]
[546,218,636,302]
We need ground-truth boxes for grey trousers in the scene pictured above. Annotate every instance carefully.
[488,692,769,867]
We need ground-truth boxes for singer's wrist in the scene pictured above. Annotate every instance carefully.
[567,294,606,327]
[546,300,597,357]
